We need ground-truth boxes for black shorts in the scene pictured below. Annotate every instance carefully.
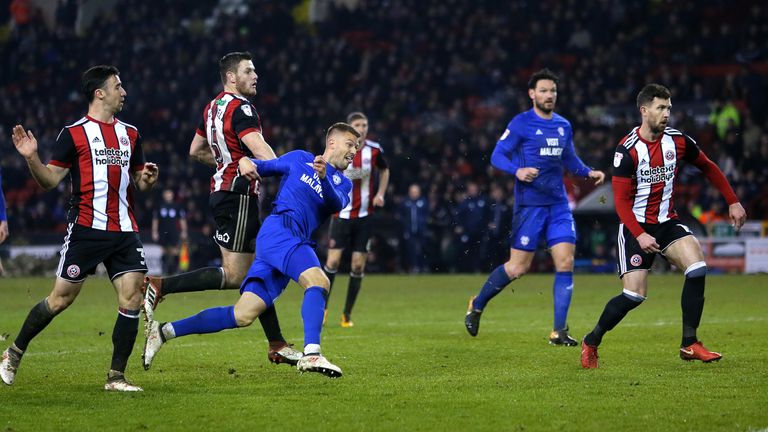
[56,223,148,282]
[157,231,180,248]
[328,216,373,253]
[209,191,260,253]
[617,219,693,277]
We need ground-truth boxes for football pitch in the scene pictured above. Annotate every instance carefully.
[1,274,766,431]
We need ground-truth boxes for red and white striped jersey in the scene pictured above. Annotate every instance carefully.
[613,126,700,224]
[196,92,262,196]
[338,139,388,219]
[50,115,146,232]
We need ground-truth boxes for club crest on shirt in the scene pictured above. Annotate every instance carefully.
[241,104,253,117]
[557,127,564,136]
[67,265,80,278]
[665,150,675,161]
[120,136,129,147]
[613,152,623,167]
[332,174,342,185]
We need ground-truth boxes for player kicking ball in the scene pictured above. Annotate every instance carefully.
[143,123,360,377]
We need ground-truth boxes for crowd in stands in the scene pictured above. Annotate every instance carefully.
[1,0,766,273]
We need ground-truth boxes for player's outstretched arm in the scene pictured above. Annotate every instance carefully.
[249,155,290,178]
[12,125,69,190]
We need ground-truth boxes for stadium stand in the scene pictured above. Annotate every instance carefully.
[1,0,766,273]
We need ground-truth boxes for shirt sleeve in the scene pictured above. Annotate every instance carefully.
[561,125,591,177]
[251,152,291,177]
[320,175,351,212]
[130,133,146,172]
[0,168,6,222]
[232,102,262,140]
[611,145,635,178]
[681,133,701,162]
[196,111,206,138]
[490,120,522,175]
[50,128,76,168]
[375,148,388,169]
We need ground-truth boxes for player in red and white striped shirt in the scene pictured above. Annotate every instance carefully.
[323,112,389,327]
[5,66,158,391]
[581,84,746,369]
[140,52,301,365]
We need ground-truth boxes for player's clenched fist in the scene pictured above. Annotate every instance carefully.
[238,157,260,181]
[313,155,327,179]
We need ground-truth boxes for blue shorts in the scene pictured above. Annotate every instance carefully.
[240,215,321,306]
[509,203,576,251]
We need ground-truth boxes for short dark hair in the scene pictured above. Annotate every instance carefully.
[636,83,671,108]
[346,111,367,123]
[326,122,361,141]
[219,51,252,84]
[81,65,120,103]
[528,68,559,89]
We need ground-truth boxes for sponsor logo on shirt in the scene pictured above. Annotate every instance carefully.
[92,147,130,167]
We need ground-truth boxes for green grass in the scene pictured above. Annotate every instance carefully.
[1,274,767,431]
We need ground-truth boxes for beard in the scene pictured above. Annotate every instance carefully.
[236,80,257,97]
[535,100,554,114]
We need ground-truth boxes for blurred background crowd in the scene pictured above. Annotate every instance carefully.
[1,0,766,274]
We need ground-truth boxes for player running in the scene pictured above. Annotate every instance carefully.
[464,68,605,345]
[140,52,301,366]
[581,84,746,368]
[142,123,360,377]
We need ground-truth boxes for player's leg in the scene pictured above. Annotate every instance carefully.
[142,259,286,370]
[548,242,577,345]
[288,246,341,377]
[2,224,97,386]
[662,229,720,362]
[464,207,542,336]
[341,251,367,327]
[581,224,653,368]
[545,204,578,345]
[1,277,83,386]
[107,271,144,391]
[323,218,350,311]
[341,218,373,327]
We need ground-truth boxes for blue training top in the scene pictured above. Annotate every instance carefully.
[252,150,352,239]
[491,109,591,206]
[0,167,6,222]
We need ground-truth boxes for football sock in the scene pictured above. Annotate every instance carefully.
[472,265,513,311]
[681,262,707,347]
[258,305,286,344]
[322,265,337,303]
[343,273,363,318]
[584,290,645,346]
[110,308,139,373]
[14,298,58,353]
[160,266,225,294]
[553,271,574,330]
[170,306,237,337]
[302,287,326,346]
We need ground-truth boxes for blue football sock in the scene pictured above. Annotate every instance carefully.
[302,287,327,347]
[171,306,238,337]
[472,265,512,311]
[553,271,574,330]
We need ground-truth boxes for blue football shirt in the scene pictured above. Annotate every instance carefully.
[252,150,352,239]
[491,109,591,206]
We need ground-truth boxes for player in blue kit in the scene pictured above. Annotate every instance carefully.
[464,69,605,345]
[142,123,360,377]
